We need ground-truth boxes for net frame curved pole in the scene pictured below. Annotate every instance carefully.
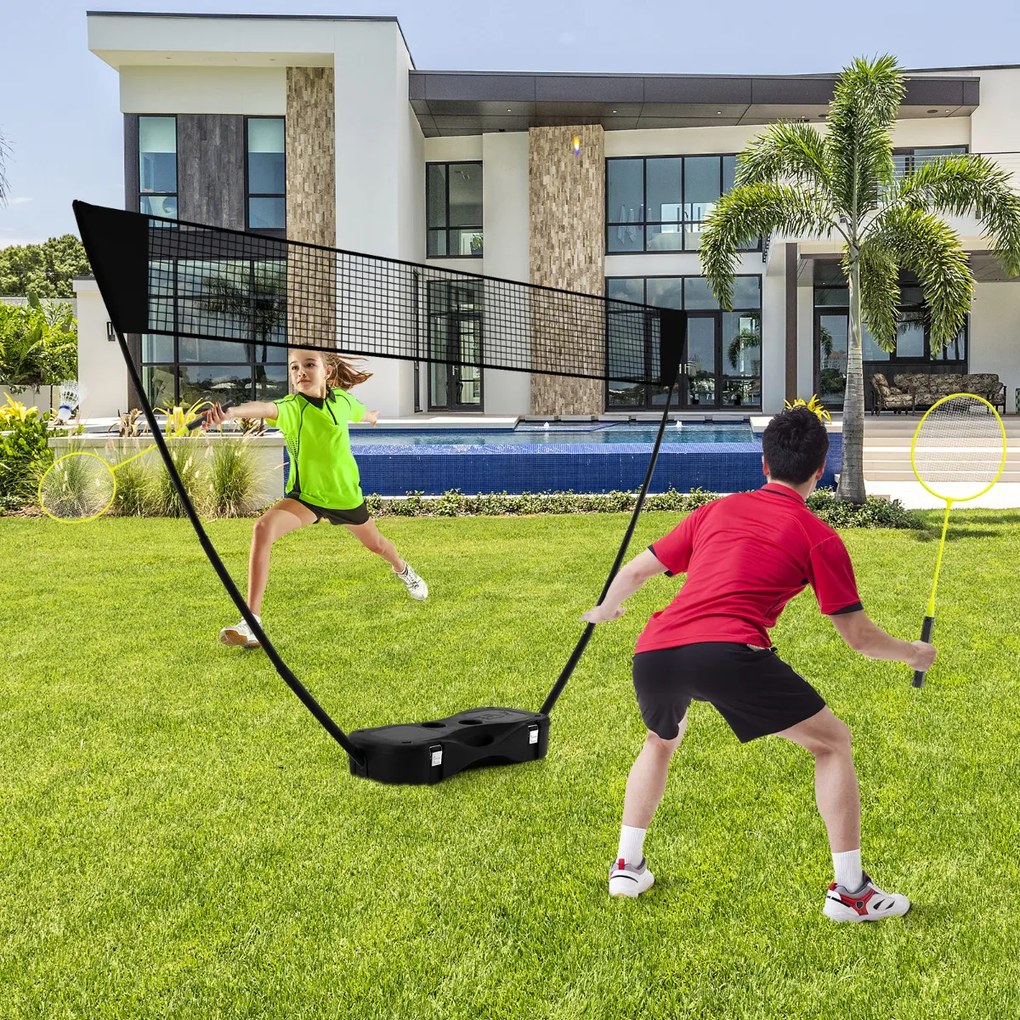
[539,368,682,716]
[112,322,369,765]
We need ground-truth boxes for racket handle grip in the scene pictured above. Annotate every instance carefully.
[188,402,234,430]
[912,615,934,688]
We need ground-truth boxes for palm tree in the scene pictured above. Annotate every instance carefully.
[700,55,1020,503]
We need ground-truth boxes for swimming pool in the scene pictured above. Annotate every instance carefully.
[350,422,754,447]
[341,419,845,497]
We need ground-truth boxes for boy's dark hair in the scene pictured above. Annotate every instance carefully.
[761,406,829,484]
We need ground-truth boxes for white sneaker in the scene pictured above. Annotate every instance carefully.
[823,873,910,922]
[608,857,654,898]
[219,618,261,648]
[395,562,428,601]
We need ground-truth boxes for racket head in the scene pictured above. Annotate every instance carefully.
[38,452,117,523]
[910,392,1007,504]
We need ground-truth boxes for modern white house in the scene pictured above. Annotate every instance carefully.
[77,11,1020,420]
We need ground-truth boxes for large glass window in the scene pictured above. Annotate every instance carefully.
[247,118,286,233]
[141,258,289,407]
[427,162,483,258]
[138,116,178,220]
[606,274,762,410]
[607,155,752,254]
[812,259,967,410]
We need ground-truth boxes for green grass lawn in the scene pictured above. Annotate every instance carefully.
[1,510,1019,1019]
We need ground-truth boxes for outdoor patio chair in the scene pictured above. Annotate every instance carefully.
[871,373,914,415]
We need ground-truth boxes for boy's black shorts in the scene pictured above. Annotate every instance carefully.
[632,643,826,742]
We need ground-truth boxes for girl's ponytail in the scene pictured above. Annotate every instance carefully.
[324,353,372,390]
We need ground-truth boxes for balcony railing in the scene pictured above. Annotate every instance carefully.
[761,152,1020,262]
[892,151,1020,191]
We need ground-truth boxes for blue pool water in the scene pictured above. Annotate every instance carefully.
[350,422,754,447]
[284,419,842,497]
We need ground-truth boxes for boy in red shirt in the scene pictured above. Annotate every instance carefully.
[582,407,936,922]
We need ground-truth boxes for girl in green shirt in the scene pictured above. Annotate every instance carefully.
[203,349,428,648]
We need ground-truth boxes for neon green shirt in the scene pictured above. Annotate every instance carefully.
[267,388,367,509]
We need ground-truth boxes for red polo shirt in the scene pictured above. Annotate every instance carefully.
[636,483,862,654]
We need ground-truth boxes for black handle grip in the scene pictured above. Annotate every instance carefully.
[912,615,934,688]
[187,402,234,431]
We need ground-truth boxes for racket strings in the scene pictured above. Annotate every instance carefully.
[911,395,1007,502]
[39,453,117,520]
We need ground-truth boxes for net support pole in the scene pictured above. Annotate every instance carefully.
[112,327,367,768]
[540,310,687,717]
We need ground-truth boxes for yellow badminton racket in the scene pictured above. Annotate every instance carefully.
[38,406,230,523]
[909,392,1007,687]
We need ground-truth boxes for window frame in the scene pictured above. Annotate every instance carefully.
[138,114,179,222]
[811,262,969,410]
[141,257,290,407]
[605,154,758,255]
[245,115,287,236]
[605,274,763,411]
[426,161,484,259]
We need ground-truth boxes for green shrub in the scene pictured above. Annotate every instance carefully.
[806,488,922,529]
[361,486,920,529]
[366,487,721,519]
[0,396,53,505]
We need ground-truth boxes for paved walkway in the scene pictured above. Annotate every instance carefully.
[868,481,1020,510]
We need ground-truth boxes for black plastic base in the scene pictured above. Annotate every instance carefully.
[348,707,549,785]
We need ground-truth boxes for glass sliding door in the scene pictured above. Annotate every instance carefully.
[427,281,483,411]
[684,314,718,409]
[817,313,849,408]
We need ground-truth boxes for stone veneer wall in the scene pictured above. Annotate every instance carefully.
[528,124,606,415]
[286,68,336,349]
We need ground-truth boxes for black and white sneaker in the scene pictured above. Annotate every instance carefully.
[823,872,910,922]
[608,857,654,898]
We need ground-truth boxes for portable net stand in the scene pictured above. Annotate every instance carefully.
[73,200,686,785]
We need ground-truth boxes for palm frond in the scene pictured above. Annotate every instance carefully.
[736,122,832,192]
[866,206,973,351]
[894,155,1020,276]
[700,184,838,308]
[824,56,904,218]
[852,240,900,349]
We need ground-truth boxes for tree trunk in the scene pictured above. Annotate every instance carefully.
[837,254,867,504]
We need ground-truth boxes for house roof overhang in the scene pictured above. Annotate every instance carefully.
[410,71,979,137]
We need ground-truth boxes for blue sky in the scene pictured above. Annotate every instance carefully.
[1,0,1017,246]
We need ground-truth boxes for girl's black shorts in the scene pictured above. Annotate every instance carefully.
[294,498,371,526]
[632,643,826,742]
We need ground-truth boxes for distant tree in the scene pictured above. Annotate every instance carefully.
[0,295,78,401]
[0,235,92,298]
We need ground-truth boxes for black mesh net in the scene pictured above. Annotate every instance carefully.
[74,202,682,385]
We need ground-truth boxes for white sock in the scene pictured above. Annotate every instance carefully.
[617,825,647,866]
[832,848,863,891]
